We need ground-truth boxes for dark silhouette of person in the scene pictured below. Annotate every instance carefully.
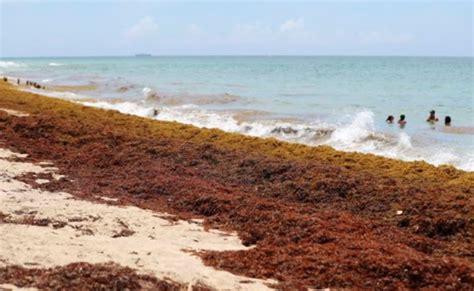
[398,114,407,128]
[426,110,439,123]
[386,115,394,124]
[445,116,452,126]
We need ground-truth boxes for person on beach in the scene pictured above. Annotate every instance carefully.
[426,110,439,123]
[386,115,394,124]
[398,114,407,128]
[17,79,20,85]
[445,116,451,126]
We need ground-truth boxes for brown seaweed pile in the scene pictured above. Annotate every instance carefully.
[0,82,473,289]
[0,263,189,290]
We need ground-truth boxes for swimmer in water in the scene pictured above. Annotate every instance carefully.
[426,110,439,123]
[445,116,451,126]
[386,115,394,124]
[398,114,407,128]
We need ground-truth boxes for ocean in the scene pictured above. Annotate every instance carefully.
[1,56,473,171]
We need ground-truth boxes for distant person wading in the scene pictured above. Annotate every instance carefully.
[397,114,407,128]
[386,115,394,124]
[445,116,452,126]
[426,110,439,123]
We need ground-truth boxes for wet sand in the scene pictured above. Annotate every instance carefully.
[0,81,473,289]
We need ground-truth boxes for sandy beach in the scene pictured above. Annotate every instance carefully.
[0,80,473,289]
[0,147,273,290]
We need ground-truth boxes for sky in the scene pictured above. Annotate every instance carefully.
[0,1,472,57]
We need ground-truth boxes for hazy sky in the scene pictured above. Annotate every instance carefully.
[1,1,472,57]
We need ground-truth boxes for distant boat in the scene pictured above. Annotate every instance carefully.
[135,53,152,57]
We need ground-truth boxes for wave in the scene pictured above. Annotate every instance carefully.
[48,62,63,66]
[326,111,382,150]
[17,83,473,172]
[143,87,161,102]
[0,61,27,68]
[80,101,472,171]
[322,112,418,160]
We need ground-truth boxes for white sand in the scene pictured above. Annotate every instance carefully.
[0,148,275,290]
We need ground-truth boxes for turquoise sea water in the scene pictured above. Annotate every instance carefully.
[1,56,473,170]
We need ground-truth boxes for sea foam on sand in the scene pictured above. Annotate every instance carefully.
[0,147,274,290]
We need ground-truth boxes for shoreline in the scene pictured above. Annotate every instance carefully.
[6,78,474,180]
[0,81,473,289]
[4,73,473,172]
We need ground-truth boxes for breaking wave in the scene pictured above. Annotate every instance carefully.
[76,99,472,171]
[17,83,473,172]
[48,62,64,66]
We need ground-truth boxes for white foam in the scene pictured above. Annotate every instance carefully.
[157,105,242,132]
[457,153,474,172]
[45,98,474,172]
[83,101,156,118]
[142,87,152,96]
[48,62,63,66]
[396,132,413,151]
[320,111,472,171]
[143,87,163,103]
[0,61,27,68]
[326,111,377,150]
[429,151,460,166]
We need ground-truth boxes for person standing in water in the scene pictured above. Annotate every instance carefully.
[426,110,439,123]
[386,115,394,124]
[398,114,407,128]
[445,116,452,126]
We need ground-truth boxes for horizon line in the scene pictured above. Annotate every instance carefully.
[2,54,473,59]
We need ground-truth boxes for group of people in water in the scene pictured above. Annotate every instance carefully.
[386,110,451,128]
